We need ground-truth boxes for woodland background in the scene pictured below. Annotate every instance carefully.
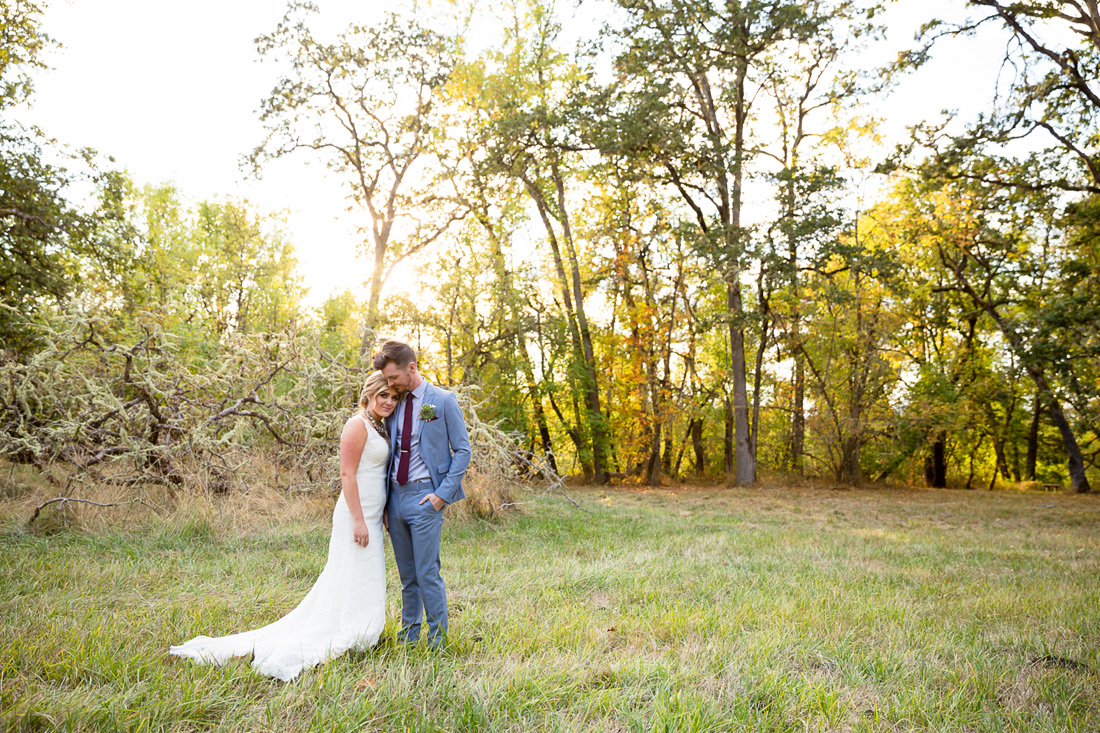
[3,0,1100,511]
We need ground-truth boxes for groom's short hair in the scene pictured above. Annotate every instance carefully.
[372,340,416,371]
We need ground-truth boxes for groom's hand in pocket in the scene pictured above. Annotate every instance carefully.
[420,493,444,511]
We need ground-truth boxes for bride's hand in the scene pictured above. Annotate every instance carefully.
[353,519,369,547]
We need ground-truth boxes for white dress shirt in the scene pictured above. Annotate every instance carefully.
[391,378,432,484]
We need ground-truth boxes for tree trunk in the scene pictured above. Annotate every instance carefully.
[837,435,861,485]
[522,175,594,478]
[993,435,1009,485]
[631,237,668,487]
[965,434,984,489]
[645,423,662,485]
[791,354,805,474]
[551,161,609,484]
[569,391,592,478]
[1026,391,1041,480]
[1044,391,1090,492]
[728,282,755,484]
[727,63,756,485]
[1007,360,1087,492]
[924,431,947,487]
[723,396,734,476]
[358,236,387,356]
[672,420,694,477]
[469,172,558,475]
[933,432,947,487]
[750,284,769,466]
[546,388,591,480]
[690,66,754,485]
[1008,432,1021,482]
[786,159,805,475]
[519,341,557,474]
[691,418,705,476]
[521,171,605,481]
[999,393,1018,481]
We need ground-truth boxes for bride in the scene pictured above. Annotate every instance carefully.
[170,372,396,681]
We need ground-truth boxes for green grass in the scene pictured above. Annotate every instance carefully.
[2,485,1099,731]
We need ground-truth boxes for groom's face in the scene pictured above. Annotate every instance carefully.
[381,361,417,395]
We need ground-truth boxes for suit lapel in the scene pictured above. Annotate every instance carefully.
[422,382,436,415]
[420,382,436,460]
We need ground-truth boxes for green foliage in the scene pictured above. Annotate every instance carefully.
[799,230,905,484]
[86,184,306,337]
[0,129,90,347]
[0,0,51,106]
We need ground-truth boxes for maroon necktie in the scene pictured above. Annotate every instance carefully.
[396,392,414,484]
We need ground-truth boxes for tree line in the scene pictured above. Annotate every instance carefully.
[3,0,1097,494]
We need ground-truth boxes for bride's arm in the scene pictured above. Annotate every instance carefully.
[339,417,371,547]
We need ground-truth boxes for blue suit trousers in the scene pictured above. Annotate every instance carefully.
[387,478,447,644]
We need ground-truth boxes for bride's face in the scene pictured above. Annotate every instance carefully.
[371,386,399,418]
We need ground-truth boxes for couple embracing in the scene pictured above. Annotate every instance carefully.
[170,340,471,681]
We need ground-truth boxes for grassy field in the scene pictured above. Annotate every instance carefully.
[1,482,1098,731]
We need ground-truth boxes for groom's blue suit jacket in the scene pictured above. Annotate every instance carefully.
[386,381,471,505]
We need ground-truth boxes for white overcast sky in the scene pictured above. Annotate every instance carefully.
[12,0,1003,307]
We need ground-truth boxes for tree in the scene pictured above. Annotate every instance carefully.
[461,0,612,482]
[605,0,834,484]
[893,171,1093,492]
[0,1,130,347]
[756,0,883,474]
[0,131,91,344]
[887,0,1100,492]
[590,166,690,483]
[187,201,302,334]
[795,213,903,484]
[926,0,1100,194]
[0,0,50,107]
[443,116,560,471]
[252,1,461,353]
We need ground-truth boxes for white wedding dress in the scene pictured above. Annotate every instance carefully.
[170,415,389,681]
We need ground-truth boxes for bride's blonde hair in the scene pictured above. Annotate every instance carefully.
[358,371,390,416]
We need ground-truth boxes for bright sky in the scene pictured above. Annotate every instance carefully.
[14,0,1004,308]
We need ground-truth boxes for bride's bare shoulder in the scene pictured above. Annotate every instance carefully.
[341,413,369,438]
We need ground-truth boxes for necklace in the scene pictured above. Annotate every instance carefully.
[365,411,388,441]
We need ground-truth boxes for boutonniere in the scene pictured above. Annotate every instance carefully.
[419,403,437,421]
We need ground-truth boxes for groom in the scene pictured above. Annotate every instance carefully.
[374,340,470,646]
